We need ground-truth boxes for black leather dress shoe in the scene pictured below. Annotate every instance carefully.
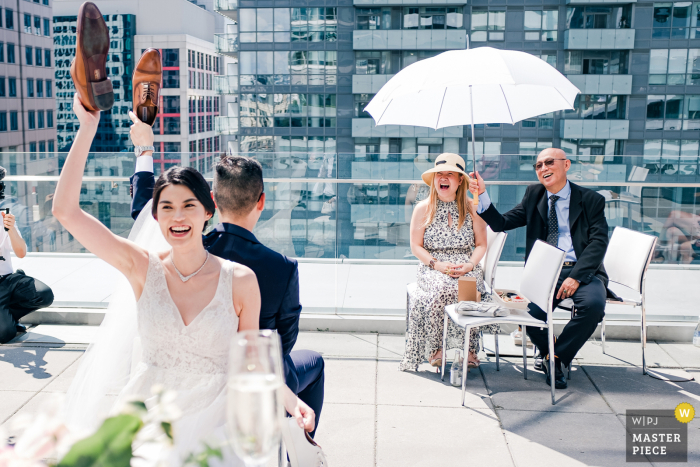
[541,358,567,389]
[534,351,543,371]
[15,323,27,333]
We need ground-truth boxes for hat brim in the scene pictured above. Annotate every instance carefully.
[421,164,468,186]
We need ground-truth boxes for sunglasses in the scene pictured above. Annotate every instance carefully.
[533,158,567,171]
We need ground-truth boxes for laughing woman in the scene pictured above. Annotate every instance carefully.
[399,153,498,372]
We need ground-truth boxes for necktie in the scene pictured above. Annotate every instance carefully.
[546,195,560,246]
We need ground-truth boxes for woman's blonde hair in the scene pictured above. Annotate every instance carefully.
[422,174,474,230]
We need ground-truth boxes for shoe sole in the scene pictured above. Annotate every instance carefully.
[76,2,113,111]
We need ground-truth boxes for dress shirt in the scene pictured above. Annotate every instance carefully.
[477,181,578,262]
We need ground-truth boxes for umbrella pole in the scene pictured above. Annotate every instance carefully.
[469,85,478,206]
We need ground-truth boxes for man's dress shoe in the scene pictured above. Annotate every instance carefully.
[15,323,27,333]
[132,49,162,126]
[541,358,567,389]
[70,2,114,111]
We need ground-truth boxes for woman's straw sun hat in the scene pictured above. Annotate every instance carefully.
[421,153,468,186]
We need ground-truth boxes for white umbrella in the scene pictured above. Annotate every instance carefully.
[364,47,581,190]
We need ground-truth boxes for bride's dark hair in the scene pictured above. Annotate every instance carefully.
[152,166,215,231]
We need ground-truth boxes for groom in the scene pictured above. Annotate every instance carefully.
[128,115,324,437]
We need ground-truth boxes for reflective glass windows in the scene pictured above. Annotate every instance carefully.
[652,2,700,39]
[240,94,337,128]
[524,9,558,41]
[649,49,700,85]
[471,9,506,41]
[239,51,337,86]
[565,51,629,74]
[239,8,336,43]
[566,6,632,29]
[564,95,627,119]
[646,95,700,130]
[643,139,699,175]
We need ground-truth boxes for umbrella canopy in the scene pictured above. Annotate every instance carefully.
[364,47,580,130]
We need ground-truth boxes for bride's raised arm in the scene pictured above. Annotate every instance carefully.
[53,94,148,295]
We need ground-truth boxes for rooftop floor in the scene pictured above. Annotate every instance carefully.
[1,326,699,466]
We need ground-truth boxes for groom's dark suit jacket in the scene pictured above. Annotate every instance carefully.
[480,182,610,287]
[130,172,302,387]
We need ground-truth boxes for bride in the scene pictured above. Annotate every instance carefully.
[53,95,314,464]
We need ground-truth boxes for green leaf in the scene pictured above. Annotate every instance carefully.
[57,414,143,467]
[161,421,173,442]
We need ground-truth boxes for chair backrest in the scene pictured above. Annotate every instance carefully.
[520,240,566,314]
[481,227,508,291]
[603,227,657,293]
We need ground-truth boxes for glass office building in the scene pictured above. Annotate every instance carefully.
[209,0,700,265]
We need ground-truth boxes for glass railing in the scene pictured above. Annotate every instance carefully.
[214,33,239,55]
[214,116,239,135]
[214,75,238,95]
[1,153,699,267]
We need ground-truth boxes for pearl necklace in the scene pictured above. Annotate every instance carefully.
[170,250,209,283]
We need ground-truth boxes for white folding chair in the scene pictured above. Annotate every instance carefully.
[602,227,657,374]
[442,240,566,406]
[480,228,508,369]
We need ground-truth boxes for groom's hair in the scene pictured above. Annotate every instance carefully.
[213,156,263,215]
[152,166,216,231]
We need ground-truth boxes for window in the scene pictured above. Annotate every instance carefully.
[47,110,53,127]
[33,15,40,35]
[0,43,3,62]
[214,97,219,113]
[8,78,16,97]
[561,139,623,156]
[48,140,54,152]
[524,10,558,41]
[29,142,36,153]
[44,49,50,67]
[38,110,44,128]
[163,96,180,114]
[239,50,337,86]
[354,94,374,118]
[163,48,179,67]
[239,8,335,43]
[163,117,180,135]
[565,51,629,75]
[643,139,699,175]
[198,116,204,132]
[646,94,700,130]
[39,141,45,152]
[163,70,179,88]
[566,6,631,29]
[564,95,627,119]
[36,79,43,97]
[35,47,42,66]
[27,79,34,97]
[0,77,4,97]
[471,10,506,41]
[7,43,14,63]
[649,49,700,85]
[0,112,6,131]
[25,46,32,65]
[189,116,195,133]
[652,2,700,39]
[540,53,557,68]
[43,18,49,36]
[43,0,49,5]
[10,111,17,130]
[206,115,212,131]
[45,80,51,97]
[28,110,35,129]
[5,9,13,30]
[241,93,337,128]
[23,13,30,33]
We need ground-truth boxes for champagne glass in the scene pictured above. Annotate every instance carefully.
[227,330,285,466]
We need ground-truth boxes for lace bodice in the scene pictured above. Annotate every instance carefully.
[136,252,239,377]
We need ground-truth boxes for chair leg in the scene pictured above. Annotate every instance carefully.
[495,332,500,371]
[601,316,606,355]
[441,313,448,381]
[641,304,647,375]
[278,440,285,467]
[480,330,484,352]
[461,326,471,407]
[548,322,556,405]
[522,326,527,380]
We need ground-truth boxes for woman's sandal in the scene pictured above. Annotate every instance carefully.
[430,351,443,368]
[467,352,480,368]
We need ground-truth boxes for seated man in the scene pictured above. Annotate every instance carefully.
[128,116,324,436]
[0,210,54,343]
[471,148,610,389]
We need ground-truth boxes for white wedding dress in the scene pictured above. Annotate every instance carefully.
[113,252,242,465]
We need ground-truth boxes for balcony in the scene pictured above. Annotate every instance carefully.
[564,29,635,49]
[353,30,467,50]
[215,116,239,135]
[566,75,632,95]
[353,75,395,94]
[214,75,238,95]
[214,34,239,56]
[213,0,238,22]
[352,118,462,138]
[560,119,629,139]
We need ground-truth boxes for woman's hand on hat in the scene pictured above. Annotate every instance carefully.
[468,171,487,196]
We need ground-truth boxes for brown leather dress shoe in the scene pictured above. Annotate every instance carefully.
[132,49,162,126]
[70,2,113,111]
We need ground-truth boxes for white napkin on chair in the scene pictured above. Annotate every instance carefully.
[456,301,510,317]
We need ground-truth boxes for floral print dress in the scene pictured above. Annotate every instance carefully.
[399,199,499,371]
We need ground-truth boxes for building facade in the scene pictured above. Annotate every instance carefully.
[0,0,57,155]
[215,0,700,263]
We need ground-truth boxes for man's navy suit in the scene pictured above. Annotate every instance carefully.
[130,170,324,436]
